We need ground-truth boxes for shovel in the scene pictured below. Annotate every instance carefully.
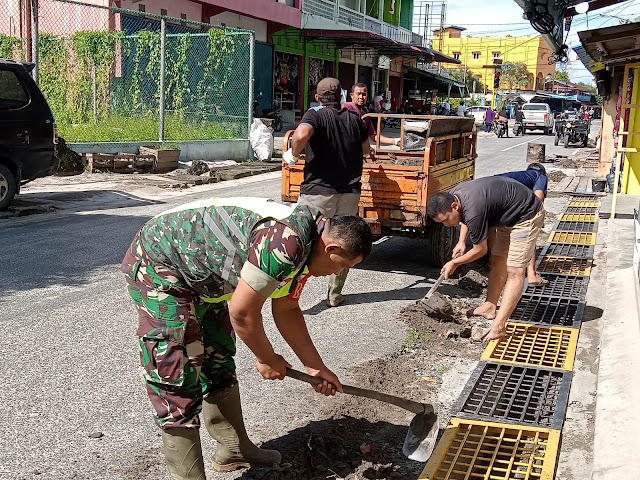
[418,253,461,317]
[285,367,439,462]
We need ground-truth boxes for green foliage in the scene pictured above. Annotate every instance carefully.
[0,34,24,60]
[500,61,530,89]
[448,68,486,94]
[554,71,570,81]
[70,30,122,121]
[35,27,249,142]
[402,328,422,352]
[58,113,241,142]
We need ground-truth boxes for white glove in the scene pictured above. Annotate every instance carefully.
[393,137,402,147]
[283,149,299,165]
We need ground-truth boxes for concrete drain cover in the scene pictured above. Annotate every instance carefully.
[481,322,578,371]
[452,361,571,429]
[419,418,560,480]
[540,243,594,259]
[547,231,596,245]
[554,220,597,232]
[537,255,592,276]
[510,294,584,328]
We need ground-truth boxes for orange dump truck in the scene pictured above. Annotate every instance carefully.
[281,114,477,266]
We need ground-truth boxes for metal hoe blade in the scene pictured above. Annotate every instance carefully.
[402,411,439,462]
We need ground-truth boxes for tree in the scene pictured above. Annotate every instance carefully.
[499,62,529,90]
[447,68,486,95]
[554,71,570,81]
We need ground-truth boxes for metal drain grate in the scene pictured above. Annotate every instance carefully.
[510,294,584,328]
[568,200,600,207]
[547,231,596,245]
[537,255,592,276]
[452,362,572,429]
[553,220,597,232]
[564,206,598,214]
[559,213,598,222]
[540,243,594,259]
[481,322,578,370]
[419,418,560,480]
[523,273,589,299]
[570,193,599,199]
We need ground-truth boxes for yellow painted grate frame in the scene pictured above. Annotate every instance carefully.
[419,418,560,480]
[559,213,597,222]
[537,255,592,276]
[547,231,597,245]
[481,322,578,370]
[568,200,600,207]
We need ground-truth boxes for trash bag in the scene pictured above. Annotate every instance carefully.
[250,119,274,161]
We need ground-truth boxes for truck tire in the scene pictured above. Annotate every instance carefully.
[0,164,17,211]
[425,218,456,268]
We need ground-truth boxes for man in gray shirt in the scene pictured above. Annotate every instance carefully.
[427,176,544,341]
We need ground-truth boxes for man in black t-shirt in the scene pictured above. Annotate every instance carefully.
[285,77,370,307]
[427,177,544,341]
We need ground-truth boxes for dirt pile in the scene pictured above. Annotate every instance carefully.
[547,170,567,182]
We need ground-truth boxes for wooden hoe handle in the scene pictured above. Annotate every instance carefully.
[285,368,432,416]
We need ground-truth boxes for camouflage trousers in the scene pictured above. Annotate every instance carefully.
[121,234,237,429]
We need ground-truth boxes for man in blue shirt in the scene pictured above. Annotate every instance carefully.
[497,163,547,286]
[452,163,548,287]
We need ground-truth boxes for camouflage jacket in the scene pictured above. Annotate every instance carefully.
[140,198,321,301]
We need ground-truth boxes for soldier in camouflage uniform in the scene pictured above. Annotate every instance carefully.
[121,197,372,479]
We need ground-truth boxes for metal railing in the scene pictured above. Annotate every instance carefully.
[302,0,423,46]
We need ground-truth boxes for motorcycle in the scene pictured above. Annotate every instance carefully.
[556,119,589,148]
[495,120,509,138]
[253,101,283,132]
[513,120,524,136]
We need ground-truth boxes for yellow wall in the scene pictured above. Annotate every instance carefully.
[622,67,640,194]
[434,30,555,92]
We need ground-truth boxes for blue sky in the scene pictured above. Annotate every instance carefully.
[433,0,640,84]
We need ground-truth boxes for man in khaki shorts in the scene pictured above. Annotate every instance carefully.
[285,77,370,307]
[427,176,544,341]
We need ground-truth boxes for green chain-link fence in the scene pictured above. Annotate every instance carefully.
[0,0,254,143]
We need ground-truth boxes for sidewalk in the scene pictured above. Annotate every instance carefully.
[557,193,640,480]
[593,194,640,480]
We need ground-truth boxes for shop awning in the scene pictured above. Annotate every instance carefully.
[578,22,640,66]
[404,65,466,97]
[405,66,465,86]
[302,29,461,64]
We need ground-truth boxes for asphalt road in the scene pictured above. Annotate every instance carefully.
[0,125,592,479]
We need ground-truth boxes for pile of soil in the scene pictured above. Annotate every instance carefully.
[186,160,210,176]
[373,155,423,167]
[556,158,578,169]
[547,170,567,182]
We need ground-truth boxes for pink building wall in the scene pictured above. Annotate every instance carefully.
[120,0,202,23]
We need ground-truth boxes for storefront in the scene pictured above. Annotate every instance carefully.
[579,22,640,196]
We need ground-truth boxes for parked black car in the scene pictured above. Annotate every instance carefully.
[0,59,59,210]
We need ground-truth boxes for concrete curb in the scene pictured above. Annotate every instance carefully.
[592,201,640,480]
